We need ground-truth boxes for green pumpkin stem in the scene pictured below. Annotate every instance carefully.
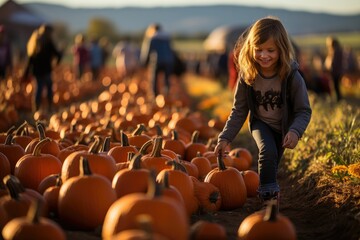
[149,137,163,158]
[27,199,42,224]
[139,139,153,155]
[217,150,227,171]
[120,131,130,147]
[264,200,278,222]
[33,138,51,156]
[128,153,143,170]
[3,175,21,200]
[147,170,162,198]
[36,122,47,140]
[132,123,146,136]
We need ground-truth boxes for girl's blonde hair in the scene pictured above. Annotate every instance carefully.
[238,16,295,85]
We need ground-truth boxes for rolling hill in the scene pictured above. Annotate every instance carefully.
[24,3,360,36]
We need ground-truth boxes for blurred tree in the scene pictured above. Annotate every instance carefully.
[87,17,118,42]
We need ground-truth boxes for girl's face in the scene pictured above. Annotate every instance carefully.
[253,37,279,77]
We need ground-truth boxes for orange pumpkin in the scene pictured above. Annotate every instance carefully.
[204,152,247,210]
[0,152,10,180]
[238,201,296,240]
[108,131,138,163]
[190,152,212,181]
[184,131,208,161]
[190,220,227,240]
[112,153,150,198]
[2,199,66,240]
[190,176,221,213]
[102,171,189,240]
[163,129,186,159]
[0,134,26,174]
[15,138,62,191]
[229,147,253,169]
[128,124,152,150]
[61,136,117,182]
[241,170,260,198]
[141,137,172,175]
[58,157,117,230]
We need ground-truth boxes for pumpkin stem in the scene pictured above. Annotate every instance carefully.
[132,123,146,136]
[101,136,111,152]
[27,199,42,224]
[128,153,143,170]
[33,138,51,156]
[154,124,163,136]
[162,171,171,188]
[14,121,28,136]
[216,150,227,171]
[55,174,62,187]
[6,125,16,136]
[136,214,155,237]
[149,137,163,158]
[36,121,47,140]
[4,133,14,145]
[171,129,179,140]
[3,175,21,200]
[88,136,101,154]
[139,139,153,155]
[120,131,130,147]
[80,157,92,176]
[190,130,200,144]
[167,160,188,174]
[147,170,162,198]
[263,200,278,222]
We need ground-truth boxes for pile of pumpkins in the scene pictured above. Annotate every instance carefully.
[0,70,296,239]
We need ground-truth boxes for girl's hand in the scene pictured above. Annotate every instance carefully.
[214,140,229,157]
[282,131,299,149]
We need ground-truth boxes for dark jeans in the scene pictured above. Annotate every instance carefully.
[251,118,284,196]
[35,73,53,111]
[150,61,173,97]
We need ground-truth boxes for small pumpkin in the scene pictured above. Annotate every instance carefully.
[190,220,227,240]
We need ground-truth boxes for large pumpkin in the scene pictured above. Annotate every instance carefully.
[238,201,296,240]
[102,171,189,240]
[204,152,247,210]
[58,157,117,230]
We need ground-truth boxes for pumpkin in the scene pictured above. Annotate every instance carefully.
[2,199,66,240]
[190,152,212,181]
[238,200,296,240]
[102,171,189,240]
[110,214,168,240]
[14,138,62,191]
[141,137,172,174]
[229,147,253,169]
[0,175,33,230]
[184,131,208,161]
[190,176,221,213]
[241,170,260,198]
[24,122,60,158]
[128,124,152,150]
[58,157,117,230]
[12,121,34,150]
[0,134,26,174]
[0,152,10,180]
[204,152,247,210]
[163,129,186,159]
[61,136,117,182]
[156,161,198,216]
[190,220,227,240]
[108,131,138,163]
[112,153,150,198]
[37,173,60,195]
[43,176,62,216]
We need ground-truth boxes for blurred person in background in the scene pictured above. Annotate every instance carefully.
[0,25,12,82]
[113,37,140,78]
[89,38,103,81]
[140,23,175,98]
[72,33,89,81]
[325,36,344,102]
[23,24,62,113]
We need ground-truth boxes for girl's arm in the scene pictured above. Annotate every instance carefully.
[288,71,312,139]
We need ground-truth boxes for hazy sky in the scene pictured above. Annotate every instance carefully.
[3,0,360,15]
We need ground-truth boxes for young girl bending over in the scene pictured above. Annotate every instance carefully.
[214,16,312,208]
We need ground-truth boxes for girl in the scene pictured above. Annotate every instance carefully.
[214,16,312,208]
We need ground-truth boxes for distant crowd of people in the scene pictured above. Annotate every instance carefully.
[0,20,359,114]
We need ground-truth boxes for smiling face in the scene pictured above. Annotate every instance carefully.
[253,37,279,77]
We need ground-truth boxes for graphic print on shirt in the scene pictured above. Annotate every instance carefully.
[254,89,282,111]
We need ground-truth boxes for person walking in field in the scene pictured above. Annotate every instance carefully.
[325,36,344,102]
[23,24,62,113]
[214,16,312,209]
[140,23,175,98]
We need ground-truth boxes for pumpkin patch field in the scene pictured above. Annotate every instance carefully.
[0,65,359,240]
